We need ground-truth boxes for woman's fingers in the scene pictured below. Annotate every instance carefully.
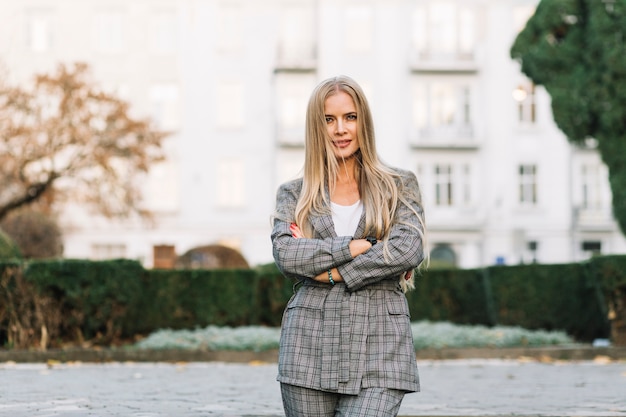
[290,223,303,238]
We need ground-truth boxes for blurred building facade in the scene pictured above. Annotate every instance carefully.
[1,0,624,268]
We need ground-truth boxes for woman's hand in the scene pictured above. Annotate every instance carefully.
[403,269,413,281]
[349,239,373,257]
[289,223,304,239]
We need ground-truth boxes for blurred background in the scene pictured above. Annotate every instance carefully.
[1,0,624,270]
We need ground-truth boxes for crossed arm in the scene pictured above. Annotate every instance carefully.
[272,176,422,290]
[288,223,414,285]
[288,222,378,284]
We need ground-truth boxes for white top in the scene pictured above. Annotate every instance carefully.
[331,200,363,237]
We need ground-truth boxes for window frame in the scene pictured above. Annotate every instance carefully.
[518,164,538,206]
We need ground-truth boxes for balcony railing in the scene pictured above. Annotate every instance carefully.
[410,124,480,149]
[276,125,305,147]
[574,207,616,231]
[409,49,480,73]
[425,205,484,231]
[275,44,317,71]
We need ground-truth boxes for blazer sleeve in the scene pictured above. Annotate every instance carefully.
[271,180,354,279]
[338,170,425,292]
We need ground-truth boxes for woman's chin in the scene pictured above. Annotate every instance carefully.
[334,149,359,161]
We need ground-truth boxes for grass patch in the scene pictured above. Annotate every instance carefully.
[411,321,574,349]
[134,321,575,351]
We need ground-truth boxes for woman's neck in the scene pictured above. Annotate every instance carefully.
[331,158,360,205]
[335,157,358,184]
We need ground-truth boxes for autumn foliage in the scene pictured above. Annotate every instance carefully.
[0,63,167,222]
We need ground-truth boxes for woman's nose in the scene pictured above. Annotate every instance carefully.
[336,120,346,134]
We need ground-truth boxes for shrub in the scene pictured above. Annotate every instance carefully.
[0,210,63,259]
[0,229,21,259]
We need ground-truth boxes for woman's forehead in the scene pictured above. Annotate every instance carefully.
[324,91,356,112]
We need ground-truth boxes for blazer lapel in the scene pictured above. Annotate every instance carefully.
[311,206,366,239]
[354,211,366,239]
[311,214,336,239]
[311,184,337,238]
[310,182,366,239]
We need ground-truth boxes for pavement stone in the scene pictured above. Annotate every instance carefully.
[0,358,625,417]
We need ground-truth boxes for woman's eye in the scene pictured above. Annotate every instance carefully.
[325,117,333,123]
[347,114,357,120]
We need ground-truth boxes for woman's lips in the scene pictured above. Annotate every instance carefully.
[333,140,352,148]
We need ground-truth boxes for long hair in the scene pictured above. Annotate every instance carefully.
[294,75,427,290]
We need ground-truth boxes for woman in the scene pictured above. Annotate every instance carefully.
[271,75,427,417]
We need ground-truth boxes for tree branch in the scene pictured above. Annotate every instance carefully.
[0,175,58,222]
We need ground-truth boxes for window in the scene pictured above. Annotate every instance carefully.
[430,3,456,56]
[278,5,316,64]
[581,163,606,210]
[26,10,53,52]
[276,149,304,185]
[435,164,453,206]
[513,81,536,124]
[411,8,427,54]
[411,2,476,61]
[216,5,243,52]
[461,164,472,205]
[413,80,473,139]
[149,83,180,130]
[519,164,537,205]
[526,241,538,263]
[217,159,245,208]
[216,81,245,129]
[91,243,126,260]
[151,11,178,54]
[275,74,316,144]
[458,8,476,58]
[95,11,125,54]
[145,156,180,212]
[432,83,457,128]
[427,162,474,208]
[345,5,373,53]
[582,240,602,256]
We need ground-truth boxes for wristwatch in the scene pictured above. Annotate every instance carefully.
[365,236,377,246]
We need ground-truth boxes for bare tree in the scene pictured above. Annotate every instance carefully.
[0,62,167,222]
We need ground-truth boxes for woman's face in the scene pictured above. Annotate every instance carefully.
[324,91,360,160]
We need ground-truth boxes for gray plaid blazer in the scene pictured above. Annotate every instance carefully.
[271,168,424,395]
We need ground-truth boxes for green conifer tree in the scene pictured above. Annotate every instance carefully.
[511,0,626,234]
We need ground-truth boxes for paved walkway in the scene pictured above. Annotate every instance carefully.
[1,358,625,416]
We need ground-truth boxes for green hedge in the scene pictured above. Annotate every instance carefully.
[406,268,492,325]
[1,256,625,349]
[137,268,259,334]
[407,262,611,341]
[23,259,145,342]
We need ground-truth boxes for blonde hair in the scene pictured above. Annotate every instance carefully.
[294,75,427,291]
